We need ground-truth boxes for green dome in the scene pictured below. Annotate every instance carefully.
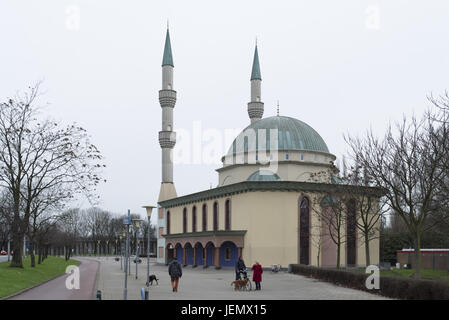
[247,170,281,182]
[228,116,330,155]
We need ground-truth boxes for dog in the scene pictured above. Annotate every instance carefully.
[149,274,159,285]
[231,278,249,291]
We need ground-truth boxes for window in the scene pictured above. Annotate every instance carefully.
[213,202,219,231]
[158,227,164,239]
[183,208,187,233]
[192,206,197,232]
[158,208,163,219]
[225,199,231,231]
[299,197,310,265]
[159,246,164,258]
[202,204,207,231]
[300,153,304,161]
[285,153,289,160]
[225,247,231,260]
[166,211,170,235]
[347,199,357,266]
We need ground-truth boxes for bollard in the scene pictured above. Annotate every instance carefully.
[96,290,102,300]
[145,287,149,300]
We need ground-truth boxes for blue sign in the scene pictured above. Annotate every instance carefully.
[123,216,131,225]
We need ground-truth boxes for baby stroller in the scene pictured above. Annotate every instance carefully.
[236,268,252,291]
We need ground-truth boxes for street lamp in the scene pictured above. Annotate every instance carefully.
[123,210,131,300]
[132,218,143,280]
[143,206,155,292]
[119,234,124,270]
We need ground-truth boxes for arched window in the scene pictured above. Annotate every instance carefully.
[183,208,187,233]
[347,199,357,266]
[166,210,170,235]
[192,206,197,233]
[225,199,231,231]
[213,201,219,231]
[202,204,207,231]
[299,197,310,265]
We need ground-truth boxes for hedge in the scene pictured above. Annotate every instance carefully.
[289,264,449,300]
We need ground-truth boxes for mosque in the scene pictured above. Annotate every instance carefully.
[153,28,381,269]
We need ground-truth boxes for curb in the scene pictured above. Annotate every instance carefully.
[2,258,82,300]
[92,258,101,300]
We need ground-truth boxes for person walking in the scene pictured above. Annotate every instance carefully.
[168,257,182,292]
[235,256,247,280]
[252,261,263,290]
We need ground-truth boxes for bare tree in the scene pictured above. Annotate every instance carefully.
[345,99,449,278]
[0,83,104,268]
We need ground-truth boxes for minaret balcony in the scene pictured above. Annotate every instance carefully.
[159,89,177,107]
[248,101,264,119]
[159,131,176,148]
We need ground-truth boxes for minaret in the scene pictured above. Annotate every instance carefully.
[247,42,264,123]
[158,27,177,202]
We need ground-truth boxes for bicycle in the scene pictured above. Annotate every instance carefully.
[271,264,281,273]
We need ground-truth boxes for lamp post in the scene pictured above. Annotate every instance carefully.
[119,235,123,270]
[132,218,143,280]
[123,210,131,300]
[143,206,155,292]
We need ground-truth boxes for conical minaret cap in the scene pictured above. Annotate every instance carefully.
[162,28,174,67]
[250,44,261,80]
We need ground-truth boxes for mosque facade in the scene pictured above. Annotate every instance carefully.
[153,28,381,269]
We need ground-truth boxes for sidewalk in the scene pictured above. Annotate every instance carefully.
[86,256,388,300]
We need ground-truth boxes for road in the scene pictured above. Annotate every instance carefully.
[8,258,99,300]
[94,257,388,300]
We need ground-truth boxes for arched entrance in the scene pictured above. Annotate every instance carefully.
[299,197,310,265]
[185,243,194,265]
[175,243,184,264]
[195,243,204,266]
[220,241,238,267]
[205,242,215,267]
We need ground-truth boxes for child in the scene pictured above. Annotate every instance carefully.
[251,261,263,290]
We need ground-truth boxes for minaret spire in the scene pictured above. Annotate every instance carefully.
[162,27,174,67]
[158,26,177,202]
[247,41,264,123]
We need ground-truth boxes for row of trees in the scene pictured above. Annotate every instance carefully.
[0,83,106,268]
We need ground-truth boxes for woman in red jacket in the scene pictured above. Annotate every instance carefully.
[251,261,263,290]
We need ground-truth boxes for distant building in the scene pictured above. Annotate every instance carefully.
[397,249,449,270]
[150,27,382,269]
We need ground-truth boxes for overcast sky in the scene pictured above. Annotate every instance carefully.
[1,1,449,223]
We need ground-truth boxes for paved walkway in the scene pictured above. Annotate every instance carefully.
[90,257,387,300]
[9,258,99,300]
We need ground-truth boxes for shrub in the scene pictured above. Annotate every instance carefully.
[289,264,449,300]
